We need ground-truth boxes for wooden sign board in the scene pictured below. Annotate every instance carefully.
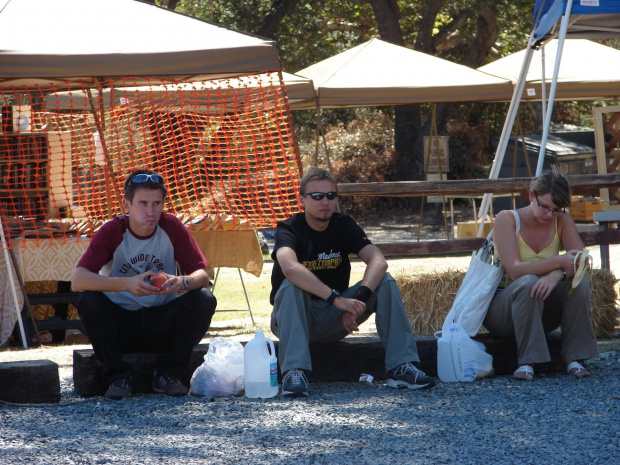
[424,136,449,174]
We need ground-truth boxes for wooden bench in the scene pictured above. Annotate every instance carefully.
[72,332,564,397]
[19,281,83,347]
[374,229,620,263]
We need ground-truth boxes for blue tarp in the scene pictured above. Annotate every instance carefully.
[533,0,620,40]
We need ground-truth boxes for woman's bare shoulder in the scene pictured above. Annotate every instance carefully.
[495,209,516,224]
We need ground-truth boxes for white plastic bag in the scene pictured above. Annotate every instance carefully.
[190,337,244,397]
[436,323,493,383]
[443,230,503,337]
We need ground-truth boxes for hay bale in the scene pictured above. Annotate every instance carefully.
[591,269,619,339]
[396,270,465,336]
[397,269,619,339]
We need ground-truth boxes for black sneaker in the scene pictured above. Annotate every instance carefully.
[104,376,132,400]
[387,362,436,390]
[152,373,189,397]
[282,369,309,398]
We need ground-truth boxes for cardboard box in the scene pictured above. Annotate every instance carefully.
[456,219,493,239]
[570,197,602,222]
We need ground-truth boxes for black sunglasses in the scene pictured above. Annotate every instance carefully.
[130,173,165,185]
[300,191,338,201]
[534,192,565,214]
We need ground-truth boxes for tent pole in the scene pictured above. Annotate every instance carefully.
[0,218,27,348]
[313,98,333,171]
[477,33,537,228]
[535,0,573,176]
[540,45,547,125]
[314,99,320,166]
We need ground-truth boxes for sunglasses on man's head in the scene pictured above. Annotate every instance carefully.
[130,173,165,185]
[300,191,338,201]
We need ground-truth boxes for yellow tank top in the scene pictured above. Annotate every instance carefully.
[497,210,560,287]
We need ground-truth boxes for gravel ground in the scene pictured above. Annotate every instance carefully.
[1,352,619,465]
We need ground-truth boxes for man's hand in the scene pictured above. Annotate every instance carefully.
[333,295,365,318]
[126,271,181,296]
[337,296,369,333]
[342,312,359,334]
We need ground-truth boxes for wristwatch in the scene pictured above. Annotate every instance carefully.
[181,276,190,291]
[326,289,340,305]
[559,269,567,281]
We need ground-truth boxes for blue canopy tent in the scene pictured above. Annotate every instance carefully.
[480,0,620,231]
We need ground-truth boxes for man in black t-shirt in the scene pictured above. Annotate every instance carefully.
[270,167,435,397]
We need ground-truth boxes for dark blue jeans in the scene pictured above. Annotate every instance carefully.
[78,289,217,385]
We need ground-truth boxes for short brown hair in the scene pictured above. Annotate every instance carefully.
[123,169,167,202]
[299,167,337,194]
[530,168,572,208]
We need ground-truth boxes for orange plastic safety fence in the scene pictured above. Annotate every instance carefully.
[0,72,302,251]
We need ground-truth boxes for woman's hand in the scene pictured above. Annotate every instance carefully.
[530,273,561,300]
[560,250,581,275]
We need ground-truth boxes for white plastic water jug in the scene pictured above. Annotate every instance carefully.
[244,330,279,398]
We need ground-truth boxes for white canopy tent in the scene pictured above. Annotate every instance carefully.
[0,0,282,90]
[479,39,620,102]
[289,38,516,171]
[292,38,514,109]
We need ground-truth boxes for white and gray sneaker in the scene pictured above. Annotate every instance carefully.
[282,369,309,397]
[387,362,436,390]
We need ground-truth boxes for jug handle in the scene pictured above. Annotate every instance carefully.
[266,339,276,358]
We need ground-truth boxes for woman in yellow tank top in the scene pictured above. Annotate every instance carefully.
[483,169,598,381]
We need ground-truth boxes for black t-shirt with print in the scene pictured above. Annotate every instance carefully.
[270,212,372,304]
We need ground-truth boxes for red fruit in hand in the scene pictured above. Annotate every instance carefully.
[149,273,167,290]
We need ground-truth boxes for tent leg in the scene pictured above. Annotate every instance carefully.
[314,106,321,166]
[0,218,29,348]
[9,247,42,347]
[535,0,573,176]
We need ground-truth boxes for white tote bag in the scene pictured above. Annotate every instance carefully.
[441,230,503,337]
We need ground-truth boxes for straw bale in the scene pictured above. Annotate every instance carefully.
[396,270,465,336]
[397,269,619,338]
[590,269,619,339]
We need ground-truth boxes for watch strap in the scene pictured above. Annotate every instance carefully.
[326,289,340,305]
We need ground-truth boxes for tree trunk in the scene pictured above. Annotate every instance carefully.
[368,0,423,183]
[256,0,302,39]
[415,0,445,54]
[462,1,499,68]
